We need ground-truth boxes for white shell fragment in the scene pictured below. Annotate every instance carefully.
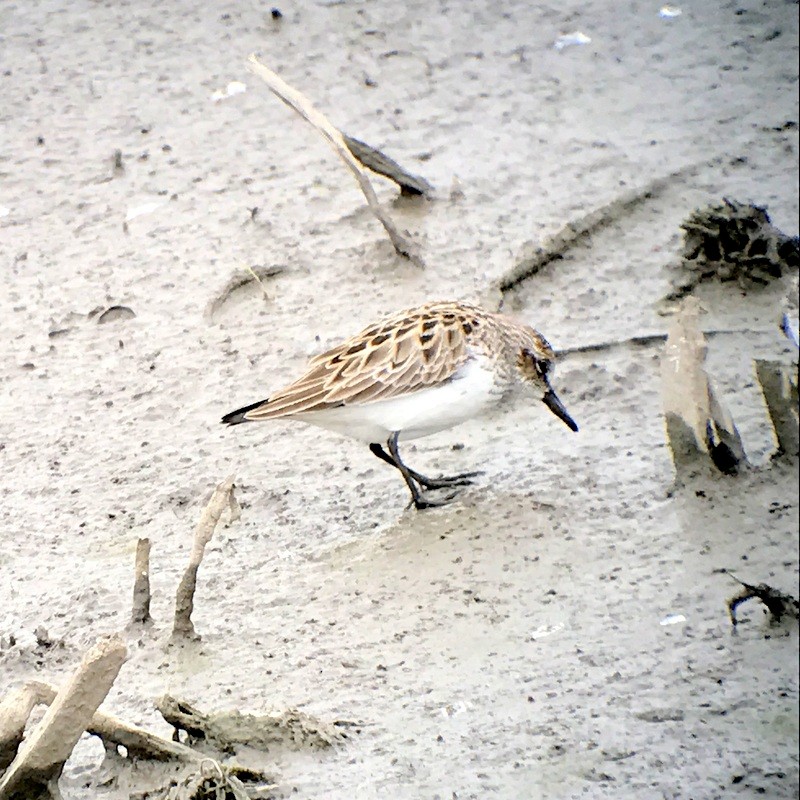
[660,613,687,626]
[553,32,591,51]
[529,622,565,640]
[125,200,167,221]
[0,206,10,218]
[211,81,247,102]
[659,6,683,18]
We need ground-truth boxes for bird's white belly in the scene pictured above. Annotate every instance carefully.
[296,357,503,444]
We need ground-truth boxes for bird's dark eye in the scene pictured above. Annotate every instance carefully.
[521,348,551,379]
[533,356,550,378]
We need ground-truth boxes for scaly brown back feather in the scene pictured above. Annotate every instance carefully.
[242,303,486,420]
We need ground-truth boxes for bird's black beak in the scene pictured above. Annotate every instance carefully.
[542,389,579,432]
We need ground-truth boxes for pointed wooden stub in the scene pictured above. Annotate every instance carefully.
[661,298,747,477]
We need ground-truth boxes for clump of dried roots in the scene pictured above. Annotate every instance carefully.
[162,759,269,800]
[672,198,798,296]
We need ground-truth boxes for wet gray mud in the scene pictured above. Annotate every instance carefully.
[1,1,798,798]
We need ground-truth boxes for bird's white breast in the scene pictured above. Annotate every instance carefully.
[296,355,504,444]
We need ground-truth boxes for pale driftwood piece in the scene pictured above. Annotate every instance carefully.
[87,714,199,762]
[661,299,717,465]
[496,161,705,294]
[9,683,192,764]
[706,385,747,475]
[0,635,126,800]
[130,537,152,626]
[660,298,747,477]
[89,715,197,764]
[173,477,236,640]
[0,683,278,800]
[754,359,799,458]
[0,681,205,766]
[246,54,424,268]
[0,684,54,771]
[0,683,60,776]
[227,488,242,524]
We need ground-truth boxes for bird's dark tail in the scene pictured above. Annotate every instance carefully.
[221,398,269,425]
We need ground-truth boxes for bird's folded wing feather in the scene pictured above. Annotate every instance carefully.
[243,312,472,419]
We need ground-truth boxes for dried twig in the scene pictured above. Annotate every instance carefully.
[246,54,423,267]
[173,476,237,640]
[130,537,152,626]
[205,264,285,321]
[0,635,127,800]
[244,264,272,303]
[555,327,764,357]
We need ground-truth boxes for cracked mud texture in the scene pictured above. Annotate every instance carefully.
[1,1,798,799]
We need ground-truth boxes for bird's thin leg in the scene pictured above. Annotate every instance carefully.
[385,433,458,510]
[369,442,399,469]
[369,442,482,489]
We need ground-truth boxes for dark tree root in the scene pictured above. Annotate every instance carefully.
[724,572,800,626]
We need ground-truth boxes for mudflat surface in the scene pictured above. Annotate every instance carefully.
[1,1,798,798]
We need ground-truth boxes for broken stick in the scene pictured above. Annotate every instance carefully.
[130,537,152,626]
[660,298,747,477]
[0,684,53,772]
[0,634,127,800]
[754,359,799,458]
[172,476,237,640]
[246,54,423,267]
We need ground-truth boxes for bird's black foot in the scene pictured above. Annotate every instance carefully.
[374,434,480,511]
[408,469,484,490]
[408,489,460,510]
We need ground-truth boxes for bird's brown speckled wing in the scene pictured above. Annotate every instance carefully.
[242,304,480,420]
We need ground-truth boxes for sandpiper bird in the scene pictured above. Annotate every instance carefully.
[222,301,578,509]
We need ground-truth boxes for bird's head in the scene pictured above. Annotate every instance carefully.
[516,339,579,432]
